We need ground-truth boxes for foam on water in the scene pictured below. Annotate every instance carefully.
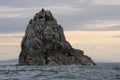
[0,63,120,80]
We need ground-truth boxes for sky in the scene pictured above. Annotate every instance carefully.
[0,0,120,63]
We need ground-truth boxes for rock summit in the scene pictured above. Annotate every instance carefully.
[19,8,95,65]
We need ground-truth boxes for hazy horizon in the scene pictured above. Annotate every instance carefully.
[0,0,120,63]
[0,31,120,63]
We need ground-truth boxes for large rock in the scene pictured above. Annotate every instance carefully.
[19,8,95,65]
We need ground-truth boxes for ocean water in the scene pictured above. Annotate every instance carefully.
[0,63,120,80]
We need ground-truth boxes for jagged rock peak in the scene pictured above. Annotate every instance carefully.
[31,8,54,23]
[19,9,95,66]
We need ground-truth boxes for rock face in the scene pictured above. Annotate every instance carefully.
[19,9,95,65]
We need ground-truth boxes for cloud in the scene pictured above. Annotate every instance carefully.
[64,5,120,30]
[0,0,120,31]
[112,35,120,38]
[0,5,80,18]
[101,26,120,31]
[82,20,120,31]
[0,0,83,7]
[1,31,120,62]
[1,0,120,8]
[0,14,23,18]
[0,32,23,46]
[0,17,28,32]
[65,31,120,62]
[0,32,24,37]
[0,6,31,18]
[93,0,120,5]
[0,6,30,12]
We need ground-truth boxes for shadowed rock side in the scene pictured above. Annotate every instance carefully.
[19,9,95,66]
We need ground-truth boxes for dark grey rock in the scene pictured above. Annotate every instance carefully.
[19,8,95,66]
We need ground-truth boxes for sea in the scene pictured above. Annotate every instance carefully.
[0,63,120,80]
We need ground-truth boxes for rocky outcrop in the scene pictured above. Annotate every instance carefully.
[19,8,95,66]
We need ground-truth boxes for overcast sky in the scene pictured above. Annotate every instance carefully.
[0,0,120,62]
[0,0,120,32]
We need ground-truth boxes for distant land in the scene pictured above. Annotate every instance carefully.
[0,59,18,65]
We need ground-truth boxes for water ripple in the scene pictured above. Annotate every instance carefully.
[0,63,120,80]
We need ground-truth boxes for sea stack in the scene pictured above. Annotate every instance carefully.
[19,8,95,65]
